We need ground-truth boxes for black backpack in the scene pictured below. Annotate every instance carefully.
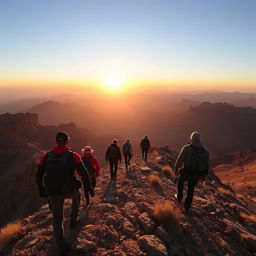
[44,150,76,196]
[82,156,96,176]
[108,145,119,159]
[190,145,209,177]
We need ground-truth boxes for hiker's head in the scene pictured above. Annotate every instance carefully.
[113,139,118,144]
[144,135,148,139]
[56,132,70,145]
[190,132,201,143]
[126,139,130,143]
[82,145,94,154]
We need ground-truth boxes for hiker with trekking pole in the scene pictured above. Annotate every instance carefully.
[36,132,94,256]
[174,132,209,214]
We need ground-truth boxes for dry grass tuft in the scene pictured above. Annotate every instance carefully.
[162,166,172,176]
[153,201,179,232]
[240,212,256,224]
[148,174,161,187]
[217,187,234,196]
[0,222,22,251]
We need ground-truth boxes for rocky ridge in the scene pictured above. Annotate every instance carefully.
[2,147,256,256]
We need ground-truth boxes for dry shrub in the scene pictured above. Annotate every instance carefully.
[153,201,179,232]
[162,166,172,176]
[0,222,22,251]
[217,187,233,196]
[240,212,256,224]
[148,174,161,187]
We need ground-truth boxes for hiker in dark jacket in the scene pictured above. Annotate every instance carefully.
[174,132,209,214]
[105,139,122,181]
[81,145,100,205]
[122,139,132,169]
[140,135,151,162]
[36,132,94,256]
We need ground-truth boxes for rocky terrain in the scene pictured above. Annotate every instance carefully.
[2,147,256,256]
[213,148,256,204]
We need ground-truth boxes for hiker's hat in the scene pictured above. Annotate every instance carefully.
[113,139,118,144]
[56,131,70,144]
[82,145,94,154]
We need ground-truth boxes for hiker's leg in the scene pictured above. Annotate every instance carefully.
[49,197,66,251]
[145,149,148,162]
[84,191,90,205]
[124,154,128,168]
[185,177,199,210]
[114,161,118,177]
[110,161,114,179]
[128,153,132,165]
[177,174,186,202]
[91,176,96,189]
[70,190,81,221]
[142,149,145,160]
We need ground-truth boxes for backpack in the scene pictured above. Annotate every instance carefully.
[190,145,209,177]
[123,143,131,154]
[108,145,119,159]
[82,156,96,176]
[44,151,76,196]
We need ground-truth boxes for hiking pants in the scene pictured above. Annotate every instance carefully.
[49,191,81,251]
[85,176,96,204]
[177,174,199,210]
[142,148,149,162]
[109,160,118,179]
[124,153,132,169]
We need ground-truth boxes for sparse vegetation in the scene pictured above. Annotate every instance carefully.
[162,166,172,176]
[240,212,256,224]
[217,187,234,196]
[148,174,161,187]
[153,201,179,232]
[0,222,22,251]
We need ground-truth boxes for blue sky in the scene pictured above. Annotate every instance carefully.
[0,0,256,91]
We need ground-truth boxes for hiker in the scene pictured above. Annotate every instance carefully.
[105,139,122,181]
[174,132,209,213]
[140,135,151,162]
[122,139,132,169]
[81,145,100,205]
[36,132,94,256]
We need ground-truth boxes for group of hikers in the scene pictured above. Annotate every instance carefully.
[36,131,209,256]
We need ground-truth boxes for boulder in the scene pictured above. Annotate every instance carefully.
[138,235,168,256]
[138,212,155,232]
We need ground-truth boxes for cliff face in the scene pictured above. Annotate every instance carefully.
[0,113,114,227]
[2,148,256,256]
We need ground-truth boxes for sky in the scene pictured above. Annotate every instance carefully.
[0,0,256,94]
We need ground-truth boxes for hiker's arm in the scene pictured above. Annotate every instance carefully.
[174,146,186,171]
[148,140,151,148]
[93,157,100,176]
[36,154,47,197]
[105,148,109,161]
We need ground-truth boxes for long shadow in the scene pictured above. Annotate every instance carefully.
[102,181,117,203]
[68,203,93,255]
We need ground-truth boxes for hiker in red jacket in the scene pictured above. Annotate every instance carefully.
[36,132,94,256]
[81,145,100,205]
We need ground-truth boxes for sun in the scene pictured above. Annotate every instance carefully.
[105,76,123,91]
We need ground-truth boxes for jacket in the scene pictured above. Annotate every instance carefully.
[105,144,122,162]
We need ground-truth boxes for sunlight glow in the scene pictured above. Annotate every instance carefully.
[105,76,123,91]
